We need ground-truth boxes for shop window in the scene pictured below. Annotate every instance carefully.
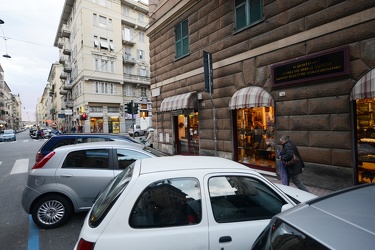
[235,0,263,31]
[175,19,189,59]
[236,107,275,169]
[356,98,375,184]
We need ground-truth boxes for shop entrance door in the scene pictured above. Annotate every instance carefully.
[174,113,199,155]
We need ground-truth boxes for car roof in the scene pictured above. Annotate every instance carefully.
[138,156,257,174]
[276,183,375,248]
[53,140,145,152]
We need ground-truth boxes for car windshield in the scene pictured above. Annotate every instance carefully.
[4,130,13,134]
[89,162,135,227]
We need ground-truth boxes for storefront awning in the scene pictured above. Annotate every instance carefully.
[160,92,198,112]
[350,69,375,100]
[228,86,274,109]
[0,120,6,124]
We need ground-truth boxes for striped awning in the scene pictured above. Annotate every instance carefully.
[228,86,274,109]
[350,69,375,100]
[160,92,197,112]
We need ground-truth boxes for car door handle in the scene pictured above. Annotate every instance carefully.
[219,236,232,243]
[60,174,73,178]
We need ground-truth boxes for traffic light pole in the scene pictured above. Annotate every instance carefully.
[131,100,135,138]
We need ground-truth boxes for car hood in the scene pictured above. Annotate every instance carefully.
[275,183,317,203]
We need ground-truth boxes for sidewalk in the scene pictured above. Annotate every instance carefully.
[265,175,334,197]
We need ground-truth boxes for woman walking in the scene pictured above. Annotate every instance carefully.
[279,135,310,192]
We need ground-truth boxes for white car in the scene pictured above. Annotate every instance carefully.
[74,156,315,250]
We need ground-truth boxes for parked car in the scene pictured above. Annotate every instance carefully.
[34,133,141,163]
[127,124,146,136]
[74,156,316,250]
[22,141,170,229]
[251,183,375,250]
[0,129,16,141]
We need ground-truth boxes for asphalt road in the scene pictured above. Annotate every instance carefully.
[0,131,86,250]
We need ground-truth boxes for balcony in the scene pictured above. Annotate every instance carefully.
[61,24,71,38]
[63,44,71,55]
[59,55,67,64]
[64,63,72,73]
[49,91,55,97]
[124,73,151,85]
[59,86,68,95]
[123,54,136,65]
[122,34,135,46]
[63,82,73,90]
[57,38,64,49]
[60,73,68,79]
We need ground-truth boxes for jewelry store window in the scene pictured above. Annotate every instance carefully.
[235,106,275,171]
[356,98,375,184]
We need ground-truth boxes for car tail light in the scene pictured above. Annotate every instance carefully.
[32,151,55,170]
[76,238,95,250]
[35,151,43,163]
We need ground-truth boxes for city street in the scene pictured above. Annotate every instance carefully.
[0,130,86,250]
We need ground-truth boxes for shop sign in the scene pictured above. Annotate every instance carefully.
[271,46,350,86]
[58,114,65,118]
[65,109,73,115]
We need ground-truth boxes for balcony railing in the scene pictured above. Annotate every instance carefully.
[124,73,151,84]
[60,73,68,79]
[123,55,136,65]
[62,24,71,38]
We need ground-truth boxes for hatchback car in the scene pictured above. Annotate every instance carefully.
[74,156,315,250]
[34,133,140,163]
[251,183,375,250]
[22,141,169,229]
[0,129,16,141]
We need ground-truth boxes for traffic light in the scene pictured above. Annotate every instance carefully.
[125,102,132,114]
[81,113,87,120]
[133,103,139,114]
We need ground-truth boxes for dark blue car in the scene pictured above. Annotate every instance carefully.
[35,133,140,163]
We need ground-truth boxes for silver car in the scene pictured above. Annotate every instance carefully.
[21,141,169,229]
[0,129,16,141]
[251,183,375,250]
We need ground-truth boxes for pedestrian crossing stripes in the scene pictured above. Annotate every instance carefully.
[10,159,29,175]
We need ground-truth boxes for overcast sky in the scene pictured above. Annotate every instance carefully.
[0,0,65,121]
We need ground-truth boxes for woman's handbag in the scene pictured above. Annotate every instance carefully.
[282,153,299,166]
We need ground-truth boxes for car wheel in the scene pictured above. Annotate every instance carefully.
[134,132,139,137]
[31,195,73,229]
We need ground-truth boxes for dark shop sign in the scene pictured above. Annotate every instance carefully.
[271,46,349,86]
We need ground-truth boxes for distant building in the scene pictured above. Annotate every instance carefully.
[52,0,151,133]
[147,1,375,190]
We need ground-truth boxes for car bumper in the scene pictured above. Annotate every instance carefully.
[21,186,41,214]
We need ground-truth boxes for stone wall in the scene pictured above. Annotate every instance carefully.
[148,0,375,190]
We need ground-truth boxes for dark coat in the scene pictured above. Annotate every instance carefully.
[280,141,304,175]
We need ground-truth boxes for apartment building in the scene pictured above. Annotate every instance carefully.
[147,0,375,190]
[0,64,22,130]
[53,0,151,133]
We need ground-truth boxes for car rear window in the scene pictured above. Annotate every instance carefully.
[89,163,135,227]
[129,177,201,228]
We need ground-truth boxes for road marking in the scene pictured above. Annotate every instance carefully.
[23,140,29,142]
[10,159,29,175]
[28,215,39,250]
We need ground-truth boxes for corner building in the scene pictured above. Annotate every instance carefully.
[147,0,375,190]
[54,0,151,133]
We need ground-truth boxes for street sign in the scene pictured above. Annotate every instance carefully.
[203,51,213,94]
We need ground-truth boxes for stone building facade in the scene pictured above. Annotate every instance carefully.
[147,0,375,190]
